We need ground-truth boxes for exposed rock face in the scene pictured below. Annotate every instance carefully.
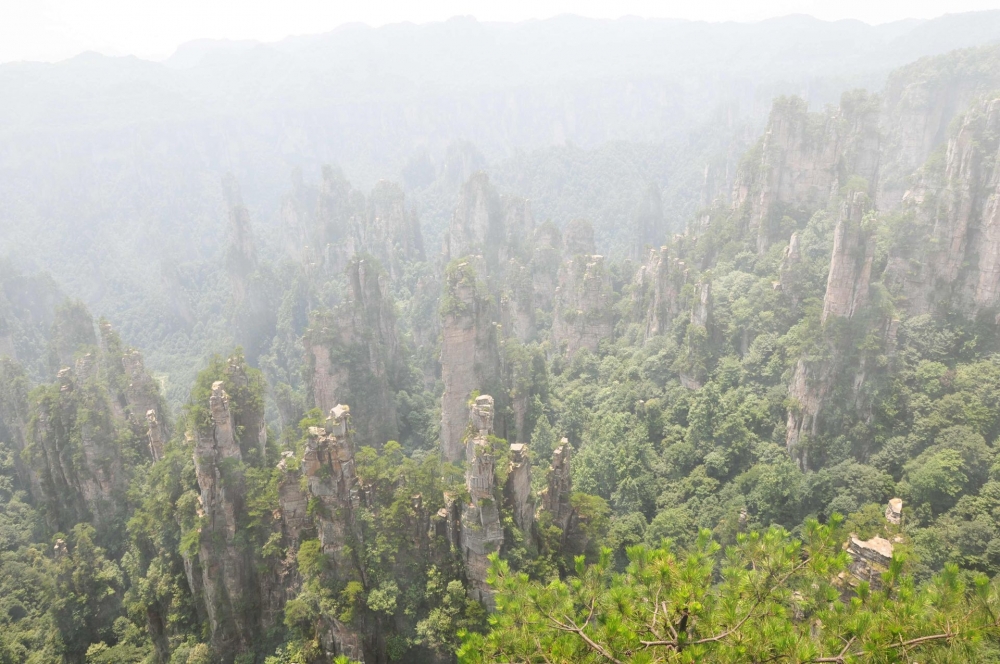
[275,405,367,661]
[307,257,402,449]
[643,247,688,340]
[282,167,425,282]
[28,365,119,530]
[48,301,98,373]
[457,396,504,608]
[784,358,829,470]
[500,260,536,342]
[539,439,574,536]
[222,175,259,306]
[504,443,533,533]
[885,498,903,525]
[779,232,803,297]
[733,93,880,253]
[885,98,1000,315]
[551,255,614,357]
[445,172,534,284]
[786,190,879,467]
[841,535,894,592]
[24,317,166,534]
[192,379,253,655]
[440,260,501,462]
[878,46,1000,210]
[363,180,426,279]
[122,349,168,459]
[822,193,875,322]
[0,358,40,500]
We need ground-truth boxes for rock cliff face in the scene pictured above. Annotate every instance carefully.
[183,356,275,662]
[531,222,563,312]
[364,180,425,275]
[878,45,1000,210]
[457,396,504,608]
[22,309,166,534]
[192,378,253,655]
[307,257,403,449]
[885,98,1000,315]
[642,247,688,340]
[822,193,875,322]
[445,172,535,286]
[274,404,406,662]
[539,439,574,537]
[283,167,425,282]
[786,192,877,467]
[733,93,880,253]
[440,260,501,462]
[551,254,614,357]
[504,442,533,533]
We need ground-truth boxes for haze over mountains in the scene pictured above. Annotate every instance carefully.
[8,7,1000,663]
[4,11,1000,394]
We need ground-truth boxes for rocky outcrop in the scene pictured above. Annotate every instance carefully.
[885,498,903,525]
[306,257,402,449]
[440,260,501,462]
[643,247,688,340]
[283,167,425,282]
[786,191,878,467]
[551,254,614,357]
[192,378,253,655]
[444,173,534,284]
[532,222,563,313]
[539,439,574,536]
[504,443,533,533]
[843,535,894,590]
[457,396,504,608]
[363,180,425,279]
[23,313,165,534]
[878,45,1000,210]
[122,349,168,460]
[273,405,367,660]
[822,193,875,322]
[733,92,880,253]
[885,98,1000,315]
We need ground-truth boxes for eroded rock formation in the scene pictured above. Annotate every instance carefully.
[440,260,501,462]
[307,257,402,449]
[539,439,574,537]
[551,254,614,357]
[733,92,880,253]
[504,443,533,533]
[457,396,504,608]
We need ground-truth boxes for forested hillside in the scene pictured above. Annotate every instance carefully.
[6,21,1000,664]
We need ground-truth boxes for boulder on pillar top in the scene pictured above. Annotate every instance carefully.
[470,394,494,435]
[326,404,350,436]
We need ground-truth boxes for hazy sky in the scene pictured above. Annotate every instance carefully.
[4,0,1000,64]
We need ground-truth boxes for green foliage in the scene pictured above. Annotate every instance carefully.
[461,518,1000,663]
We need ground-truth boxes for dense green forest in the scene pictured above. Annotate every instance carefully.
[7,28,1000,664]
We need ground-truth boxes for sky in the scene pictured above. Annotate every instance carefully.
[4,0,1000,64]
